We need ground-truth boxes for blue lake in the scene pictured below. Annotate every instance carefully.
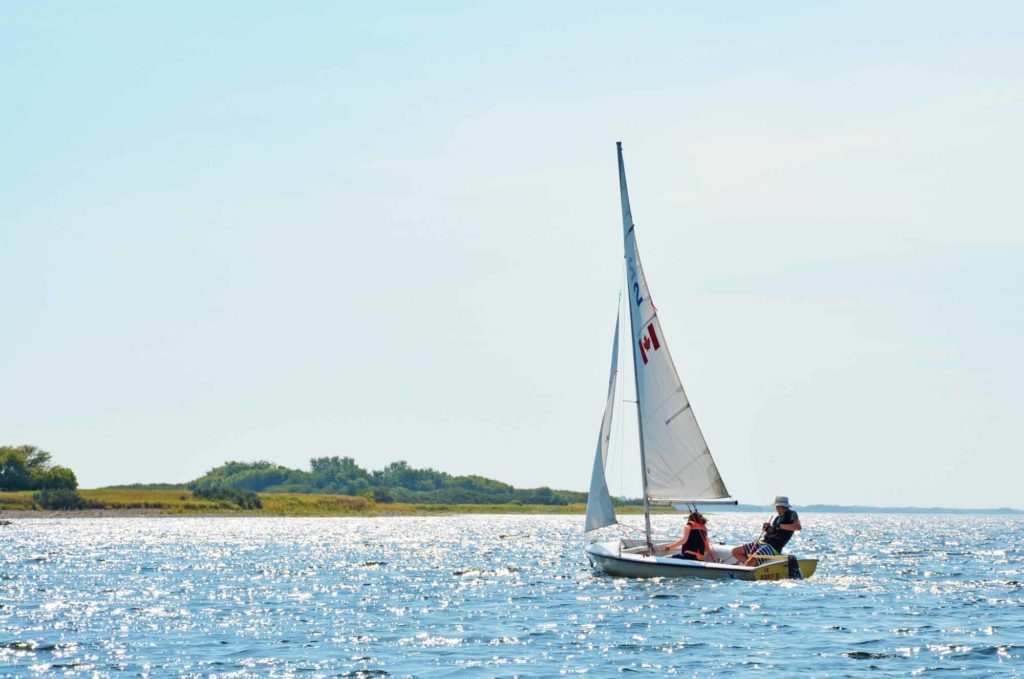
[1,514,1022,676]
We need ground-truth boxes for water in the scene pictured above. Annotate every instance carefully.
[1,514,1022,676]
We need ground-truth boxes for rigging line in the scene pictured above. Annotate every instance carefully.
[616,520,646,535]
[619,519,673,545]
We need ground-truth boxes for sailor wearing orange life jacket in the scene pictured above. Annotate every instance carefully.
[664,511,714,561]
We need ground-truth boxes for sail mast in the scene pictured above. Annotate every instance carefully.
[616,141,654,552]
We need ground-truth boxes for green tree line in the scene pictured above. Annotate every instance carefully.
[0,445,77,491]
[189,457,588,505]
[2,443,617,507]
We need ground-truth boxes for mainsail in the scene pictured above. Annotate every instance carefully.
[584,311,621,536]
[617,142,732,505]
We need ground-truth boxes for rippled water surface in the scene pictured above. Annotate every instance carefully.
[1,514,1022,676]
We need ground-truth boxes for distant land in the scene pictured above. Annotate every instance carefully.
[2,446,1019,516]
[87,490,1024,515]
[2,491,1020,517]
[101,458,1023,514]
[703,503,1024,516]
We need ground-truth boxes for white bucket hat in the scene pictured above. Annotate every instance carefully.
[772,495,791,508]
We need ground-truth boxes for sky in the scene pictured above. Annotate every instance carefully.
[2,3,1022,507]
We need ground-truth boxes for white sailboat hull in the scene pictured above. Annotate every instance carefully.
[585,539,818,581]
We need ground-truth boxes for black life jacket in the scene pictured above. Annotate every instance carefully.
[764,510,798,552]
[682,521,711,556]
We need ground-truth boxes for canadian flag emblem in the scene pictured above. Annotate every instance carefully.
[638,323,660,365]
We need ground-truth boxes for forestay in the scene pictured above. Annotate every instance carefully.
[617,143,732,504]
[584,312,620,536]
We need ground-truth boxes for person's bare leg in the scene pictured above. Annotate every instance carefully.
[730,546,745,564]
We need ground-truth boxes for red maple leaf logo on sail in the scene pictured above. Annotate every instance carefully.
[638,323,660,365]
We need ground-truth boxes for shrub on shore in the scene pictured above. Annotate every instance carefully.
[34,488,98,510]
[191,486,263,509]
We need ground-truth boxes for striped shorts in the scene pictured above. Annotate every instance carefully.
[741,541,778,558]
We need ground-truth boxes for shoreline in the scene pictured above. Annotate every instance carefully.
[4,507,1022,519]
[3,491,1021,519]
[0,508,594,519]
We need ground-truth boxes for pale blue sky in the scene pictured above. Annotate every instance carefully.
[2,3,1022,507]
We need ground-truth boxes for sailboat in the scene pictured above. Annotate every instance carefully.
[584,143,817,581]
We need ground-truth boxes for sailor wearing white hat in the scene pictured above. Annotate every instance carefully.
[731,496,802,566]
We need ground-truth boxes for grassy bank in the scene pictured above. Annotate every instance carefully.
[1,489,655,516]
